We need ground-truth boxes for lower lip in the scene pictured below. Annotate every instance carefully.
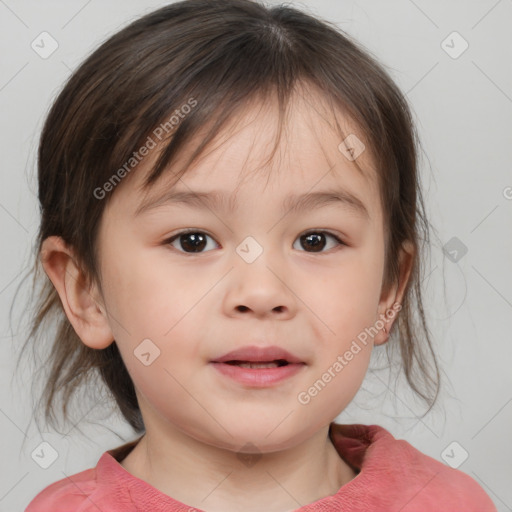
[210,362,306,387]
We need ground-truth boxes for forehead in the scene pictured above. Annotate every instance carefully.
[110,87,381,221]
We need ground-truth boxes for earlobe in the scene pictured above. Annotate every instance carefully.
[40,236,114,350]
[374,240,415,346]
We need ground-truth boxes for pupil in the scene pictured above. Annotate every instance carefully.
[181,232,206,252]
[302,233,325,252]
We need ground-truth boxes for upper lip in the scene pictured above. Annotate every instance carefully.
[211,345,305,364]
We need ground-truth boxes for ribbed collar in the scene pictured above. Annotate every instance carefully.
[95,423,392,511]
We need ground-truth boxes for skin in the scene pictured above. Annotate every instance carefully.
[41,88,413,512]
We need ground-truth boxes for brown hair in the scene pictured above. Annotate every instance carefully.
[16,0,441,435]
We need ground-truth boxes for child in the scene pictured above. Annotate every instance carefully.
[22,0,496,510]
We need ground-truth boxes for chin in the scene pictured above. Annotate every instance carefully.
[203,421,313,455]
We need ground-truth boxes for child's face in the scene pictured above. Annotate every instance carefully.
[94,92,401,451]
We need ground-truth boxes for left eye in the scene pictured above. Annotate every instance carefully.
[293,231,345,253]
[165,230,218,254]
[164,230,345,254]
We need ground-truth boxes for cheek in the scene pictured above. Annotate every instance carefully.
[100,244,193,339]
[100,243,204,370]
[314,345,373,415]
[302,252,384,342]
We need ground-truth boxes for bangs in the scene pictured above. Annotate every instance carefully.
[133,83,373,199]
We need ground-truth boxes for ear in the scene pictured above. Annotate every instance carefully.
[40,235,114,349]
[374,240,415,346]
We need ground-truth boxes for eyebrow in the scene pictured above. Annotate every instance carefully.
[134,187,370,220]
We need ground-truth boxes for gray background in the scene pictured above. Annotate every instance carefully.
[1,0,511,510]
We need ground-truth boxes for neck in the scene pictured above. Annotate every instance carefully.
[121,420,357,512]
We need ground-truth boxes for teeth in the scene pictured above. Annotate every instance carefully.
[235,362,280,369]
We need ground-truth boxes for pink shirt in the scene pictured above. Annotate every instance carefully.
[26,423,496,511]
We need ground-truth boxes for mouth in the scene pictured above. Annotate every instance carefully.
[209,358,306,387]
[209,345,306,386]
[211,344,305,365]
[222,359,291,368]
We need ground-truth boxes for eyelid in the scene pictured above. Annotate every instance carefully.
[162,228,217,245]
[302,229,347,244]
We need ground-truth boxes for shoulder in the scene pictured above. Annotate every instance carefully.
[378,431,497,511]
[25,438,145,512]
[24,445,141,512]
[25,467,99,512]
[331,423,496,511]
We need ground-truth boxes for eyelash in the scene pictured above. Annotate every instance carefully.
[163,229,346,255]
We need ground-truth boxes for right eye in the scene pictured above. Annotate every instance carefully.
[164,230,219,254]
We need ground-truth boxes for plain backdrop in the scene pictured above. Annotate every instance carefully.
[1,0,511,510]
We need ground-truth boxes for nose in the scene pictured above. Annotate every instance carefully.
[223,257,297,320]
